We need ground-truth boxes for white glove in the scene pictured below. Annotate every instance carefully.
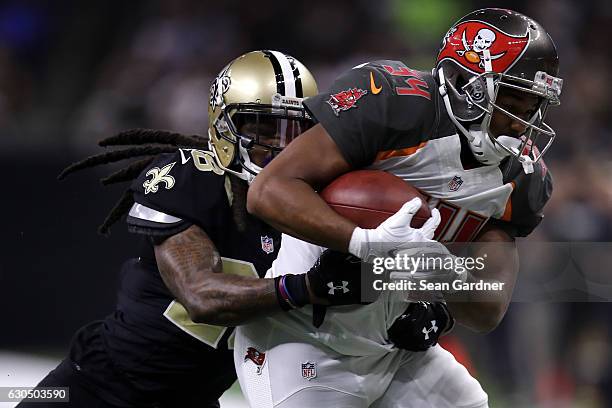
[348,197,441,260]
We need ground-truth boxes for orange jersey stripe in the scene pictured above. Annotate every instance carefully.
[375,141,427,161]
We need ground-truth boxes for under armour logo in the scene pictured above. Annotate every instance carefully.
[422,320,438,340]
[143,162,176,195]
[327,281,349,295]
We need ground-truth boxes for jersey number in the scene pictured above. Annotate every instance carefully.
[163,257,259,349]
[382,64,431,100]
[191,150,224,175]
[426,198,488,242]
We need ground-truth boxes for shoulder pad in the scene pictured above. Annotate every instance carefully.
[366,60,435,101]
[303,61,438,167]
[130,148,231,230]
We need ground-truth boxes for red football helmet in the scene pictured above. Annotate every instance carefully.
[435,8,563,173]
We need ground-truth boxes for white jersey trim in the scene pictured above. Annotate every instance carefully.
[128,203,182,224]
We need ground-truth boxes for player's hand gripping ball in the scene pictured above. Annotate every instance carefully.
[321,170,441,260]
[320,170,432,228]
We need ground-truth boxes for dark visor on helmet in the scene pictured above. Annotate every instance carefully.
[220,103,315,169]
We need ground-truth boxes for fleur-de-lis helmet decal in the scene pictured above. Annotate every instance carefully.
[209,65,231,112]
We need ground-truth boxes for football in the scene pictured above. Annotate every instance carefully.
[320,170,432,229]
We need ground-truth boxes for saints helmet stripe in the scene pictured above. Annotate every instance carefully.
[285,54,303,98]
[269,50,296,97]
[262,50,285,96]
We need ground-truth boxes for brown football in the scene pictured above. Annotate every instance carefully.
[320,170,431,229]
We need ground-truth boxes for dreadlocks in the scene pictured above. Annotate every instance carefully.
[58,128,241,236]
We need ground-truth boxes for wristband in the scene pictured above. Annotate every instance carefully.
[274,274,309,311]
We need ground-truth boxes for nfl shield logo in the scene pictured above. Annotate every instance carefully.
[448,175,464,191]
[261,236,274,254]
[301,362,317,380]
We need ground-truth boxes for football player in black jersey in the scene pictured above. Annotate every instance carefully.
[249,9,563,334]
[20,51,425,408]
[24,49,453,408]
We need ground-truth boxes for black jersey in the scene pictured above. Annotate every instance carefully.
[304,60,552,239]
[68,148,280,407]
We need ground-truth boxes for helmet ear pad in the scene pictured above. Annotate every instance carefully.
[439,62,487,123]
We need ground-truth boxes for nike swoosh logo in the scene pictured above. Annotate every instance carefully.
[370,72,382,94]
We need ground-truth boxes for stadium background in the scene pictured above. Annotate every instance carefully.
[1,0,611,406]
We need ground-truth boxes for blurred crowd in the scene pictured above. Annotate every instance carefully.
[1,0,611,406]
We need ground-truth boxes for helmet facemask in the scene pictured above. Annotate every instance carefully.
[479,69,562,173]
[438,56,563,174]
[211,96,314,183]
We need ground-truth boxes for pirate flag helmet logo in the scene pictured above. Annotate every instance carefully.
[438,20,529,74]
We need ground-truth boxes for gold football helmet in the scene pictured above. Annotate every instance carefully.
[208,50,318,183]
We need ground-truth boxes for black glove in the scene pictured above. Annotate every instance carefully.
[274,250,368,327]
[306,250,365,305]
[387,301,455,351]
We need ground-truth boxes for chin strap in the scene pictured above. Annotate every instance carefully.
[469,127,509,165]
[517,155,534,174]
